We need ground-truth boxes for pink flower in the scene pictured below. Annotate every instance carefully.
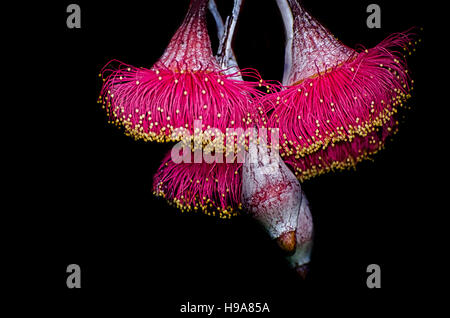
[266,0,416,181]
[100,0,266,145]
[153,151,243,219]
[148,0,270,218]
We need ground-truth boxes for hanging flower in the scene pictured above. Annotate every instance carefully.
[150,0,272,218]
[99,0,266,148]
[153,150,243,219]
[266,0,417,181]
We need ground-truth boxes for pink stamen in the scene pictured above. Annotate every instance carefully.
[153,150,243,219]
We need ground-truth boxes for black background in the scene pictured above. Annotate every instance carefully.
[9,0,437,316]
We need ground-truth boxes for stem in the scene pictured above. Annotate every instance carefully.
[208,0,225,41]
[211,0,242,77]
[275,0,294,85]
[222,0,242,67]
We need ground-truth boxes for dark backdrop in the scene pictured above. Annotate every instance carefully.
[12,0,434,316]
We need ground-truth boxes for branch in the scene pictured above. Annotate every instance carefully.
[221,0,242,68]
[210,0,242,78]
[208,0,225,41]
[275,0,294,85]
